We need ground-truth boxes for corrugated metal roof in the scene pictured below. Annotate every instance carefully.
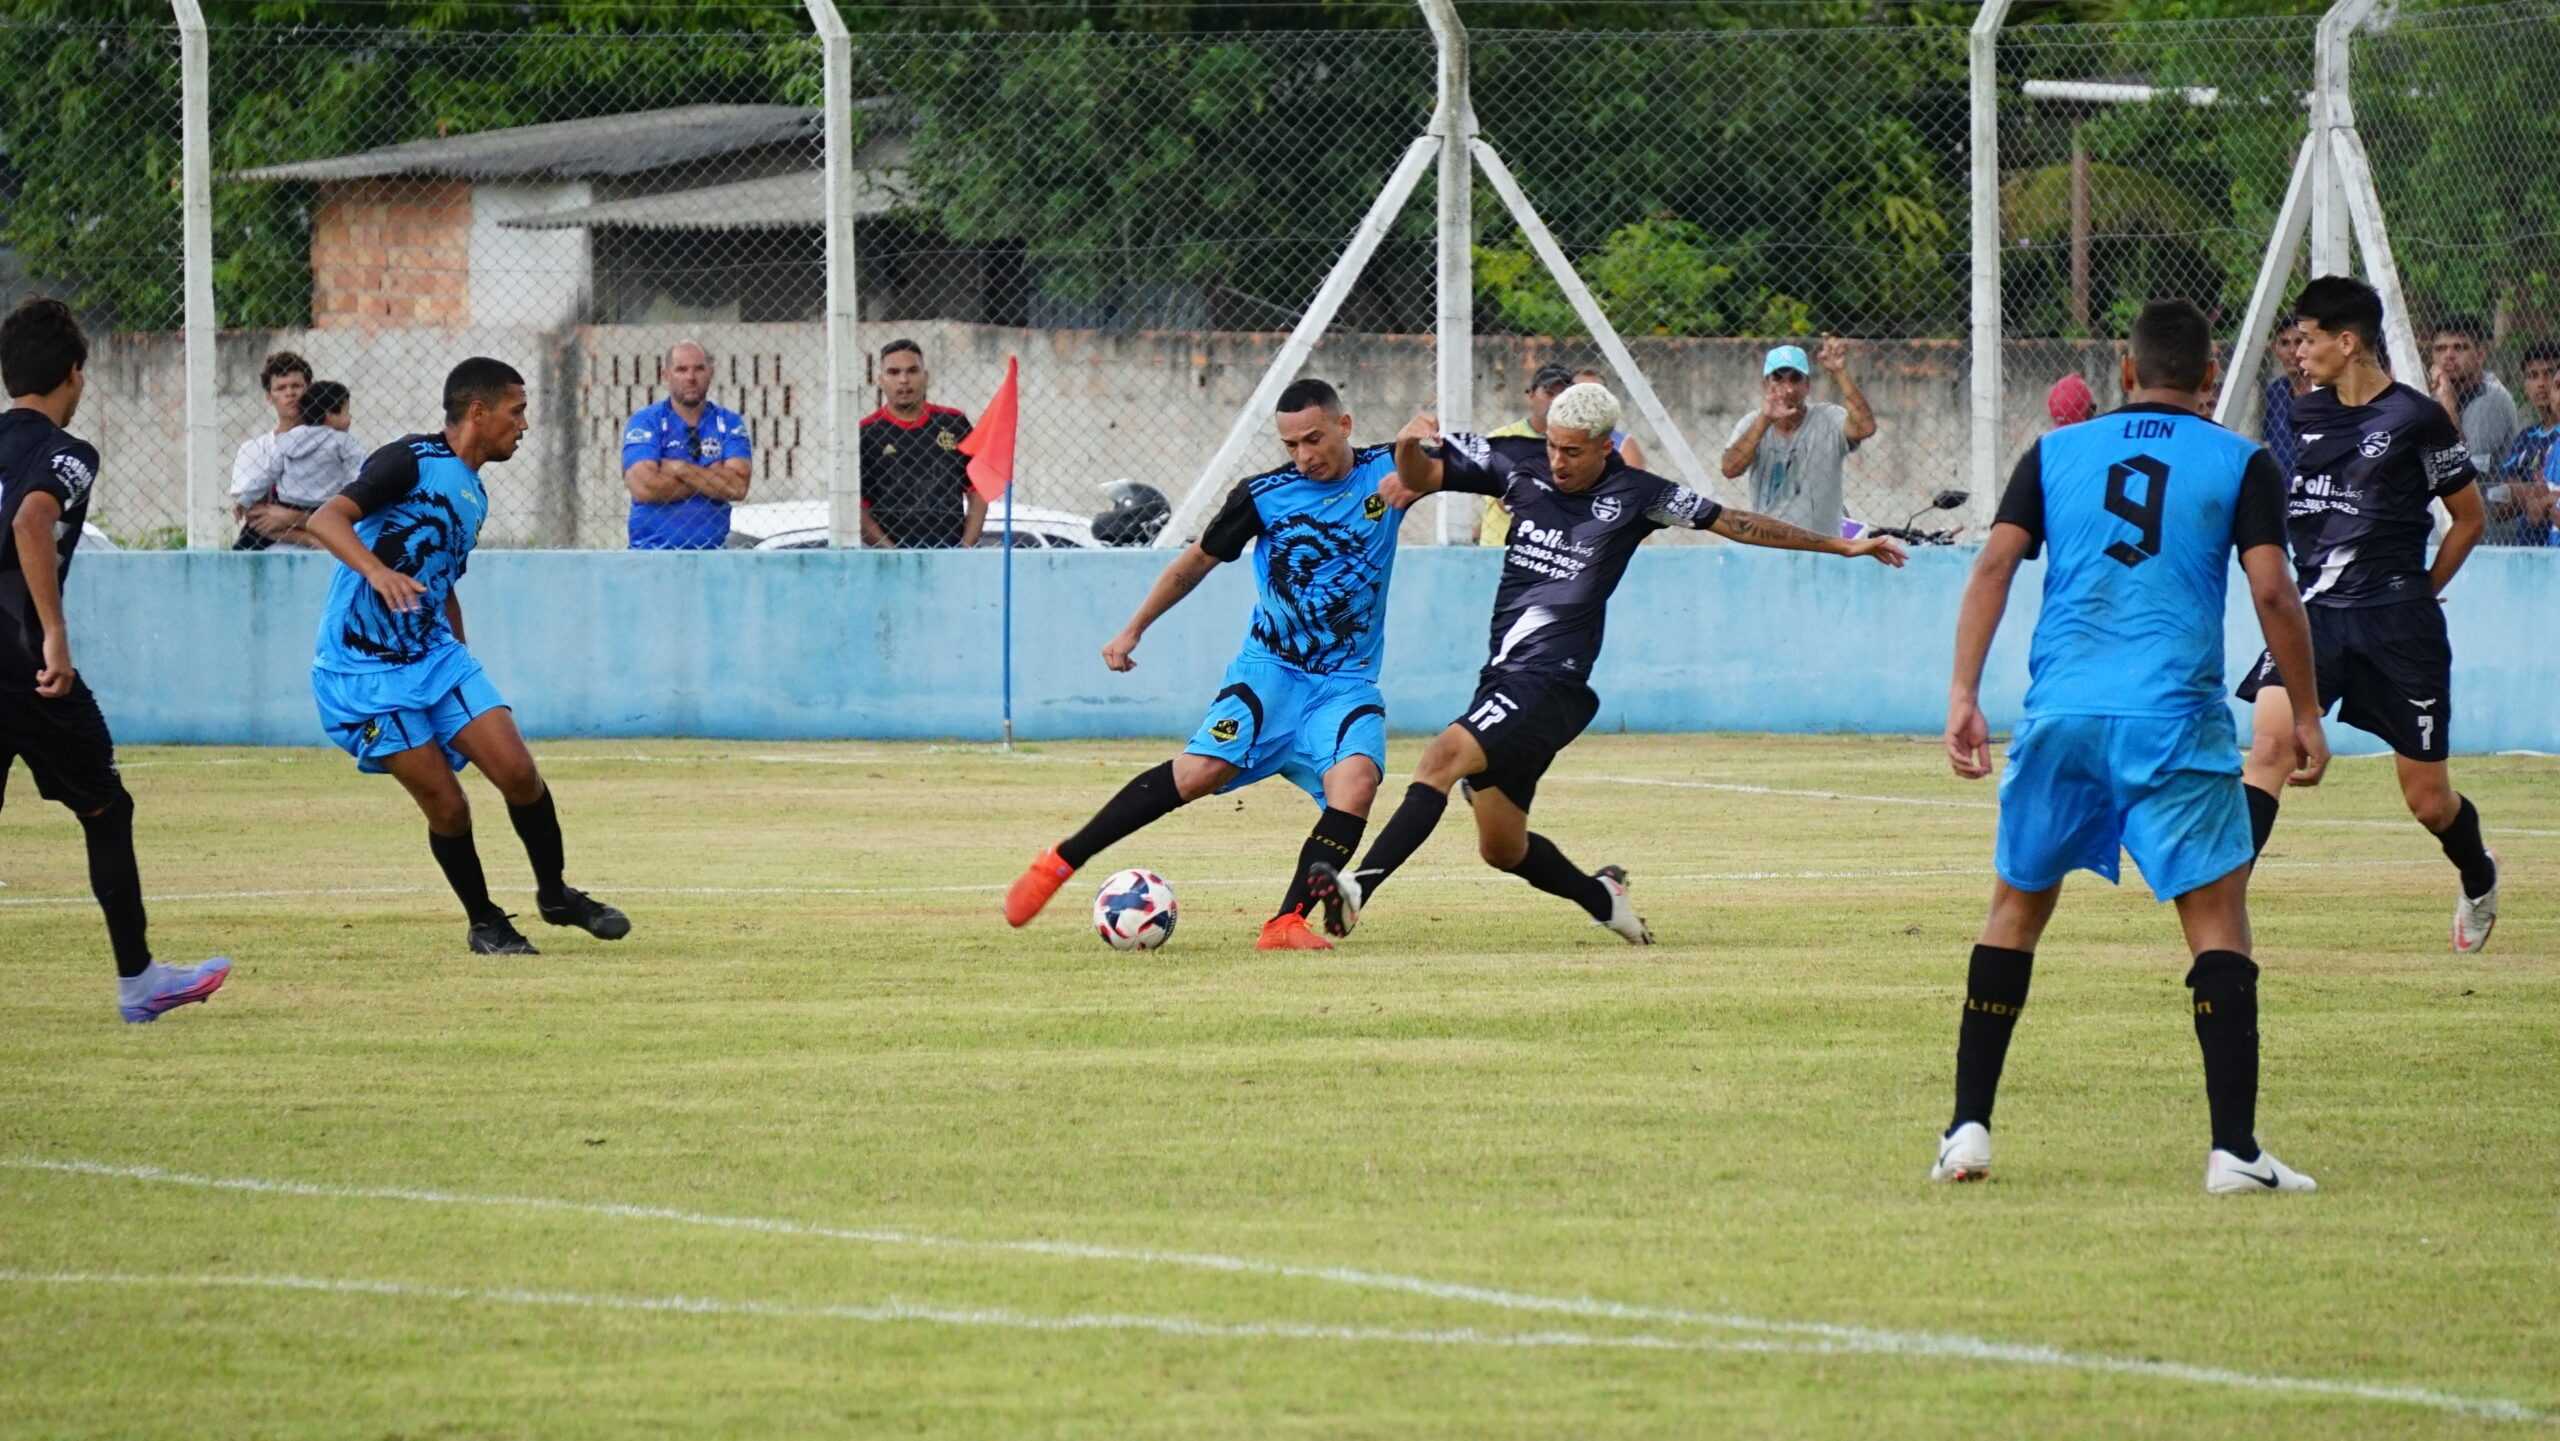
[228,104,820,184]
[500,138,912,232]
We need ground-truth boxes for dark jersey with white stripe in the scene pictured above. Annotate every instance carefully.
[1435,431,1721,680]
[2285,381,2476,608]
[0,409,100,691]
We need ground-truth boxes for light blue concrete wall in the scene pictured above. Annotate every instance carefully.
[66,547,2558,753]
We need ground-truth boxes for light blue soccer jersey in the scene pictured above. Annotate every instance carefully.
[1998,404,2290,718]
[1197,443,1403,680]
[314,434,488,673]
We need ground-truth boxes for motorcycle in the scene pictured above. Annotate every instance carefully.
[1859,487,1970,547]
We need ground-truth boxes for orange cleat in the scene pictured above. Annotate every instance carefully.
[1004,847,1076,928]
[1256,910,1334,951]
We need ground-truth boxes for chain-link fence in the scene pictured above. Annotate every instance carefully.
[1996,10,2323,471]
[2359,0,2560,545]
[0,12,187,549]
[8,4,2555,553]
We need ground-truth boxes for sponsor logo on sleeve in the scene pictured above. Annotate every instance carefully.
[1657,487,1708,524]
[1209,717,1241,744]
[2424,443,2473,487]
[624,425,652,445]
[1450,432,1492,466]
[49,451,94,505]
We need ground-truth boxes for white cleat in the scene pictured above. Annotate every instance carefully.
[2452,851,2498,954]
[1594,865,1653,945]
[2205,1145,2318,1194]
[1306,862,1366,939]
[1930,1121,1992,1183]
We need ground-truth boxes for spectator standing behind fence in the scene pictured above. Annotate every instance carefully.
[2429,315,2520,540]
[1475,363,1649,545]
[231,350,313,551]
[858,339,982,549]
[2046,374,2094,430]
[2262,321,2314,476]
[2488,340,2560,547]
[622,341,753,551]
[1720,337,1875,533]
[230,381,362,536]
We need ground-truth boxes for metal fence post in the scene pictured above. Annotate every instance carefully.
[1968,0,2014,526]
[807,0,862,549]
[172,0,216,549]
[1422,0,1473,544]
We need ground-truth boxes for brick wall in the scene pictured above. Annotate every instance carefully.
[310,179,473,329]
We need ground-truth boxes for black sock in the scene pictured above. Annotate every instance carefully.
[2245,783,2279,857]
[1347,782,1449,904]
[1276,806,1366,919]
[1058,762,1184,870]
[2431,795,2496,900]
[1951,944,2033,1129]
[429,828,507,927]
[2186,949,2260,1159]
[1505,832,1611,922]
[78,793,152,979]
[508,786,568,908]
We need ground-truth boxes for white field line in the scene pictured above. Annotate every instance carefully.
[0,1159,2539,1424]
[1568,774,2560,838]
[0,858,2430,911]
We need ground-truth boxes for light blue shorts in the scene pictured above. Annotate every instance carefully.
[1183,656,1386,805]
[1995,706,2252,902]
[313,645,507,775]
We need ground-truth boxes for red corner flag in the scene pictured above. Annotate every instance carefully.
[957,355,1019,502]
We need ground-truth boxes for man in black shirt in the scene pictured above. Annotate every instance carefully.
[858,338,982,549]
[1305,383,1906,943]
[2234,276,2501,952]
[1,298,233,1023]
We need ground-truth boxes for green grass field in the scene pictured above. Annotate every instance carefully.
[4,734,2554,1437]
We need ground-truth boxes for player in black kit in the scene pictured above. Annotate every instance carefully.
[1,298,233,1022]
[1306,383,1906,943]
[2234,277,2501,952]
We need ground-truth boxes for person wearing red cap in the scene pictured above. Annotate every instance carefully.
[2046,373,2096,429]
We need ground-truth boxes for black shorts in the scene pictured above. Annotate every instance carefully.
[1452,667,1599,812]
[0,677,126,815]
[2237,598,2451,762]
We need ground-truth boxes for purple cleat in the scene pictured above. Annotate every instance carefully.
[119,957,233,1025]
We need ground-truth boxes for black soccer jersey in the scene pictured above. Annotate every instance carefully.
[860,404,975,548]
[1436,431,1722,679]
[0,408,99,691]
[2286,381,2477,608]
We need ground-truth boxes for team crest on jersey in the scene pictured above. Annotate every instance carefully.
[2359,431,2392,459]
[938,431,959,451]
[49,451,94,505]
[1589,493,1623,523]
[1209,717,1240,743]
[1363,492,1388,521]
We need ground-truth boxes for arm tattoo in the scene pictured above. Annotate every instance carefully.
[1713,507,1833,552]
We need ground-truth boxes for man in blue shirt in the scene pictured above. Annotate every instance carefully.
[2259,320,2312,476]
[622,341,752,550]
[306,358,631,956]
[2489,340,2560,546]
[1937,299,2331,1195]
[1001,378,1402,951]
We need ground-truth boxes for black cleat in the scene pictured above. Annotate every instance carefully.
[540,887,631,941]
[469,915,540,955]
[1304,861,1364,938]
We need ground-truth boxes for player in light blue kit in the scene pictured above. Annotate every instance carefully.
[1935,301,2333,1195]
[303,358,630,957]
[1002,378,1402,951]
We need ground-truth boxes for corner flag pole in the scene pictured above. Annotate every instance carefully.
[958,355,1022,750]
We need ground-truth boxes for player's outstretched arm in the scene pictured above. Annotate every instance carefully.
[1709,506,1907,566]
[2241,543,2331,787]
[303,495,428,614]
[1387,410,1445,507]
[1102,543,1222,672]
[10,490,74,697]
[2430,481,2485,596]
[1944,522,2029,779]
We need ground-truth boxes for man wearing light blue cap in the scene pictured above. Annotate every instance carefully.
[1720,334,1876,533]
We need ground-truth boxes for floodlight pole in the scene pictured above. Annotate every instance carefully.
[172,0,217,549]
[1422,0,1477,543]
[1967,0,2015,530]
[806,0,864,549]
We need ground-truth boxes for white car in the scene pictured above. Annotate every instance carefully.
[723,483,1167,551]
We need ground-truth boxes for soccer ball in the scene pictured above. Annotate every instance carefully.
[1092,868,1178,951]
